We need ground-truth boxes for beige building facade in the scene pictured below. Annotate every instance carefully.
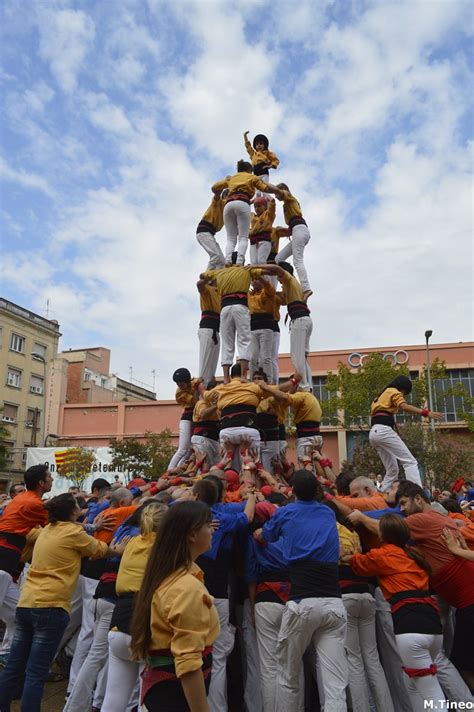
[0,298,61,479]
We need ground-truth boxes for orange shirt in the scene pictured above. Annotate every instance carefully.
[94,505,137,544]
[0,491,47,535]
[350,543,428,601]
[335,493,387,512]
[405,511,461,575]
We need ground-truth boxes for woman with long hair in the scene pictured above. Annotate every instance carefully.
[344,513,444,711]
[130,501,220,712]
[369,375,442,492]
[0,494,109,712]
[101,500,167,712]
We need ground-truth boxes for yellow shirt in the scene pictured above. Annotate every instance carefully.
[19,521,107,613]
[201,197,224,232]
[175,378,200,410]
[248,281,276,315]
[336,523,362,558]
[279,270,304,303]
[280,190,303,224]
[244,138,280,168]
[202,266,262,298]
[288,392,322,424]
[371,387,406,415]
[273,293,284,322]
[212,172,269,197]
[193,399,218,423]
[205,378,265,412]
[116,533,155,595]
[199,284,220,314]
[149,563,220,678]
[250,201,276,236]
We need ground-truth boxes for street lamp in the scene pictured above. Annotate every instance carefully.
[424,330,435,432]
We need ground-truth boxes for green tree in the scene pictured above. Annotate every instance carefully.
[448,383,474,433]
[56,447,97,488]
[109,430,175,481]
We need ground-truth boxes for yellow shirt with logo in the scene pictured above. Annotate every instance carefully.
[371,388,406,415]
[202,266,263,298]
[205,378,265,412]
[288,392,322,424]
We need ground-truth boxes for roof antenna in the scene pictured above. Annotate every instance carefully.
[45,298,50,318]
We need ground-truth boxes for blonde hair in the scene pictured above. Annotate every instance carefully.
[140,501,167,536]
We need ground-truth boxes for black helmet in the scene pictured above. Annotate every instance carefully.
[388,375,412,395]
[172,368,191,383]
[253,134,269,150]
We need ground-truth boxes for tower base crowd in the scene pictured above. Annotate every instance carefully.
[0,133,473,712]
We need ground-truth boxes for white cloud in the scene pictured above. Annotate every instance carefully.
[37,8,95,92]
[0,156,55,197]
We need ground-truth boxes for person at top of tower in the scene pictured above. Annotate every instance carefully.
[212,160,282,266]
[243,131,280,183]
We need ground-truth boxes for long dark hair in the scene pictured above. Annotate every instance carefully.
[379,513,431,573]
[130,501,212,660]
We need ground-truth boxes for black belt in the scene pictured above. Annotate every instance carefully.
[289,216,307,230]
[227,192,251,205]
[249,231,271,244]
[196,219,217,235]
[192,420,220,441]
[296,420,320,437]
[371,411,395,427]
[222,293,248,308]
[288,300,311,320]
[181,407,193,422]
[221,404,257,429]
[250,312,274,330]
[253,161,269,176]
[199,311,220,344]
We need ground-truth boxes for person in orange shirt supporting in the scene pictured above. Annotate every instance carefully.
[333,476,389,515]
[0,464,52,660]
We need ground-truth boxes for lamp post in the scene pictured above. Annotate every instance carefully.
[424,331,435,433]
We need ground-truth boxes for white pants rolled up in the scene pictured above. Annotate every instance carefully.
[198,326,220,385]
[276,224,311,292]
[250,328,274,380]
[167,419,193,470]
[220,304,251,364]
[290,316,313,391]
[101,630,140,712]
[369,424,422,492]
[255,601,285,711]
[208,598,235,712]
[191,434,220,467]
[196,230,225,270]
[224,200,251,265]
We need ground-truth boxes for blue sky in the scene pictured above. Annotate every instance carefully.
[1,0,473,398]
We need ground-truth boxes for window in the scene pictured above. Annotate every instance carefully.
[21,450,28,464]
[10,333,25,353]
[84,370,91,382]
[1,403,18,424]
[4,442,14,462]
[6,367,22,388]
[29,375,44,395]
[433,368,474,423]
[26,408,37,428]
[312,376,338,425]
[32,343,47,360]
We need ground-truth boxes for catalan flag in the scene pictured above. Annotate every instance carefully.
[54,449,78,466]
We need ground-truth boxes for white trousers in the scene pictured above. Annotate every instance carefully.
[242,598,263,712]
[290,316,313,391]
[220,304,251,364]
[191,435,220,467]
[272,331,280,384]
[369,425,422,492]
[198,326,220,385]
[101,630,140,712]
[196,230,225,270]
[260,440,280,474]
[250,328,274,380]
[167,418,193,470]
[65,598,115,712]
[208,599,235,712]
[249,240,272,266]
[276,224,311,292]
[255,601,285,712]
[342,593,394,712]
[68,575,98,692]
[0,570,18,655]
[224,200,251,264]
[276,597,348,712]
[296,435,323,462]
[395,633,444,712]
[219,426,260,458]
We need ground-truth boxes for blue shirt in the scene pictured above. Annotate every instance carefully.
[201,504,249,561]
[365,505,404,520]
[262,500,339,563]
[243,532,288,584]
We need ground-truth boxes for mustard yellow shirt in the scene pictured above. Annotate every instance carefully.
[280,190,303,224]
[202,266,262,298]
[201,197,224,232]
[256,387,289,424]
[248,281,276,315]
[199,284,220,314]
[116,533,155,595]
[19,521,107,613]
[336,522,362,558]
[244,138,280,169]
[250,201,276,236]
[149,563,220,678]
[205,378,265,412]
[212,172,269,197]
[175,378,200,410]
[279,270,304,303]
[193,399,218,423]
[371,387,406,415]
[288,392,322,424]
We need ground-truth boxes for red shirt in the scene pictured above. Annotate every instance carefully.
[405,511,459,575]
[0,491,47,536]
